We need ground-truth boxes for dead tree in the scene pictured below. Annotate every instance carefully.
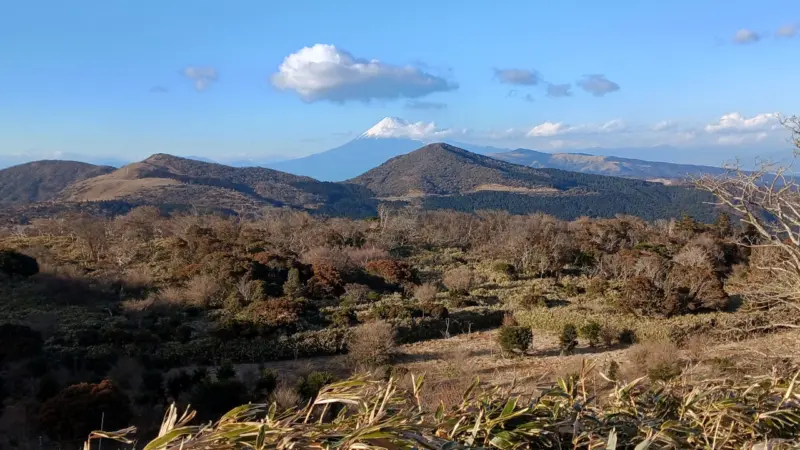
[694,116,800,313]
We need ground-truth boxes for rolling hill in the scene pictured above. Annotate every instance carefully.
[1,144,717,222]
[62,154,376,217]
[349,143,561,198]
[0,160,115,205]
[348,143,717,222]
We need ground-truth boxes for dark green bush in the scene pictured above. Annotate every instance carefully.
[331,307,357,327]
[420,302,449,320]
[216,362,236,381]
[579,321,602,347]
[296,371,336,400]
[618,328,636,345]
[166,370,193,400]
[37,374,60,402]
[0,323,43,363]
[0,250,39,277]
[191,367,209,384]
[253,369,278,399]
[559,324,578,356]
[497,326,532,356]
[189,379,249,422]
[606,360,620,382]
[137,371,165,405]
[283,267,304,297]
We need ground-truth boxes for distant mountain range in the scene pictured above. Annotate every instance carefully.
[0,142,718,223]
[4,118,779,183]
[491,149,731,184]
[268,117,739,182]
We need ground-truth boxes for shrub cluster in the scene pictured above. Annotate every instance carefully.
[497,325,532,356]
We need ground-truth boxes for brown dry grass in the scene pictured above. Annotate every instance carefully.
[470,184,561,194]
[628,342,683,381]
[65,177,181,201]
[270,383,301,412]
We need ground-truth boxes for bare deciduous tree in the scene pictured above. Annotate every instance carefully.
[695,115,800,313]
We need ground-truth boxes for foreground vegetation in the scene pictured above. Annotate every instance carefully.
[0,202,786,448]
[93,366,800,449]
[2,118,800,448]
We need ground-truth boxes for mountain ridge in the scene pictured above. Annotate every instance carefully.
[61,153,376,216]
[0,143,717,222]
[491,148,730,183]
[348,142,717,222]
[349,143,558,197]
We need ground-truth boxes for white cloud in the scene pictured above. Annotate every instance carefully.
[597,119,626,132]
[360,117,452,139]
[704,112,780,147]
[183,66,218,91]
[733,29,761,44]
[271,44,457,102]
[353,113,788,152]
[704,112,779,133]
[776,24,798,38]
[525,119,626,137]
[651,120,677,131]
[526,122,569,137]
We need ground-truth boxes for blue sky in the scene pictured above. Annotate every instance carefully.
[1,0,798,165]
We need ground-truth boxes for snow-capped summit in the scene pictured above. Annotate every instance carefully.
[270,117,484,181]
[358,117,448,140]
[359,117,411,139]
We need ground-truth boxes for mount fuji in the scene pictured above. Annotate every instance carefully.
[269,117,738,183]
[268,117,500,181]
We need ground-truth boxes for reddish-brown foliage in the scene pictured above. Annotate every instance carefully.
[38,379,131,443]
[620,276,673,318]
[308,261,344,297]
[365,259,413,284]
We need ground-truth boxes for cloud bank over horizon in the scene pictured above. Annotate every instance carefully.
[350,112,790,152]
